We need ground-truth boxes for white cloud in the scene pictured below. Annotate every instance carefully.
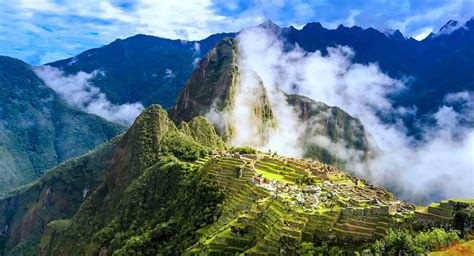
[34,66,144,126]
[346,10,362,27]
[98,1,135,23]
[388,1,462,34]
[209,26,474,203]
[19,0,64,12]
[164,69,176,79]
[412,26,433,40]
[135,0,227,39]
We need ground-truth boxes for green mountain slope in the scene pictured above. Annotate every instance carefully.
[37,105,224,255]
[170,39,369,166]
[0,56,124,197]
[0,137,120,254]
[0,105,466,255]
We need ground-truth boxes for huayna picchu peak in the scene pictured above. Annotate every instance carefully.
[171,38,370,168]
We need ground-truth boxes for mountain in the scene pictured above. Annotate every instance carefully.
[438,20,461,35]
[1,105,471,255]
[0,137,119,254]
[0,56,124,197]
[46,18,474,136]
[278,19,474,120]
[0,105,224,255]
[47,33,235,109]
[170,39,369,166]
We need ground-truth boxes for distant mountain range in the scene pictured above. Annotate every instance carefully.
[281,18,474,119]
[50,18,474,123]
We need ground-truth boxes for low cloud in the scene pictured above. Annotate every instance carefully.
[34,66,144,126]
[209,26,474,203]
[164,69,176,79]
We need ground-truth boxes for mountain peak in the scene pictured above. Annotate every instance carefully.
[439,20,461,34]
[384,29,405,40]
[302,22,324,31]
[258,20,281,33]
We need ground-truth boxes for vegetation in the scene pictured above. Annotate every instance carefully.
[229,146,257,154]
[1,105,472,255]
[82,156,223,255]
[0,56,124,197]
[0,136,120,255]
[295,228,463,255]
[371,228,461,255]
[296,174,315,186]
[160,131,208,161]
[179,116,225,150]
[48,33,233,108]
[36,105,225,255]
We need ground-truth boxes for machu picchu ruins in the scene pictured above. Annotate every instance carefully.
[189,150,474,255]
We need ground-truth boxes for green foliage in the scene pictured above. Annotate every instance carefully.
[296,174,315,186]
[0,137,119,255]
[160,131,208,161]
[229,146,257,154]
[296,242,318,255]
[49,34,232,109]
[372,228,461,255]
[37,108,224,255]
[296,242,348,255]
[179,116,225,150]
[43,156,223,256]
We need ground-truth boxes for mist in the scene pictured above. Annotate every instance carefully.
[35,66,144,126]
[211,26,474,203]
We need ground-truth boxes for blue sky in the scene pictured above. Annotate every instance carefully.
[1,0,473,65]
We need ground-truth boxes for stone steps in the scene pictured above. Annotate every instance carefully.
[415,210,453,221]
[375,226,389,236]
[428,206,454,218]
[334,222,376,234]
[254,163,281,175]
[332,227,373,238]
[339,218,378,229]
[260,157,286,166]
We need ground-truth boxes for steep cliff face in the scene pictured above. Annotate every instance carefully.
[170,39,369,166]
[170,39,276,143]
[170,38,239,122]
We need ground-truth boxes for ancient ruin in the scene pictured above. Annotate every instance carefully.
[185,151,474,254]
